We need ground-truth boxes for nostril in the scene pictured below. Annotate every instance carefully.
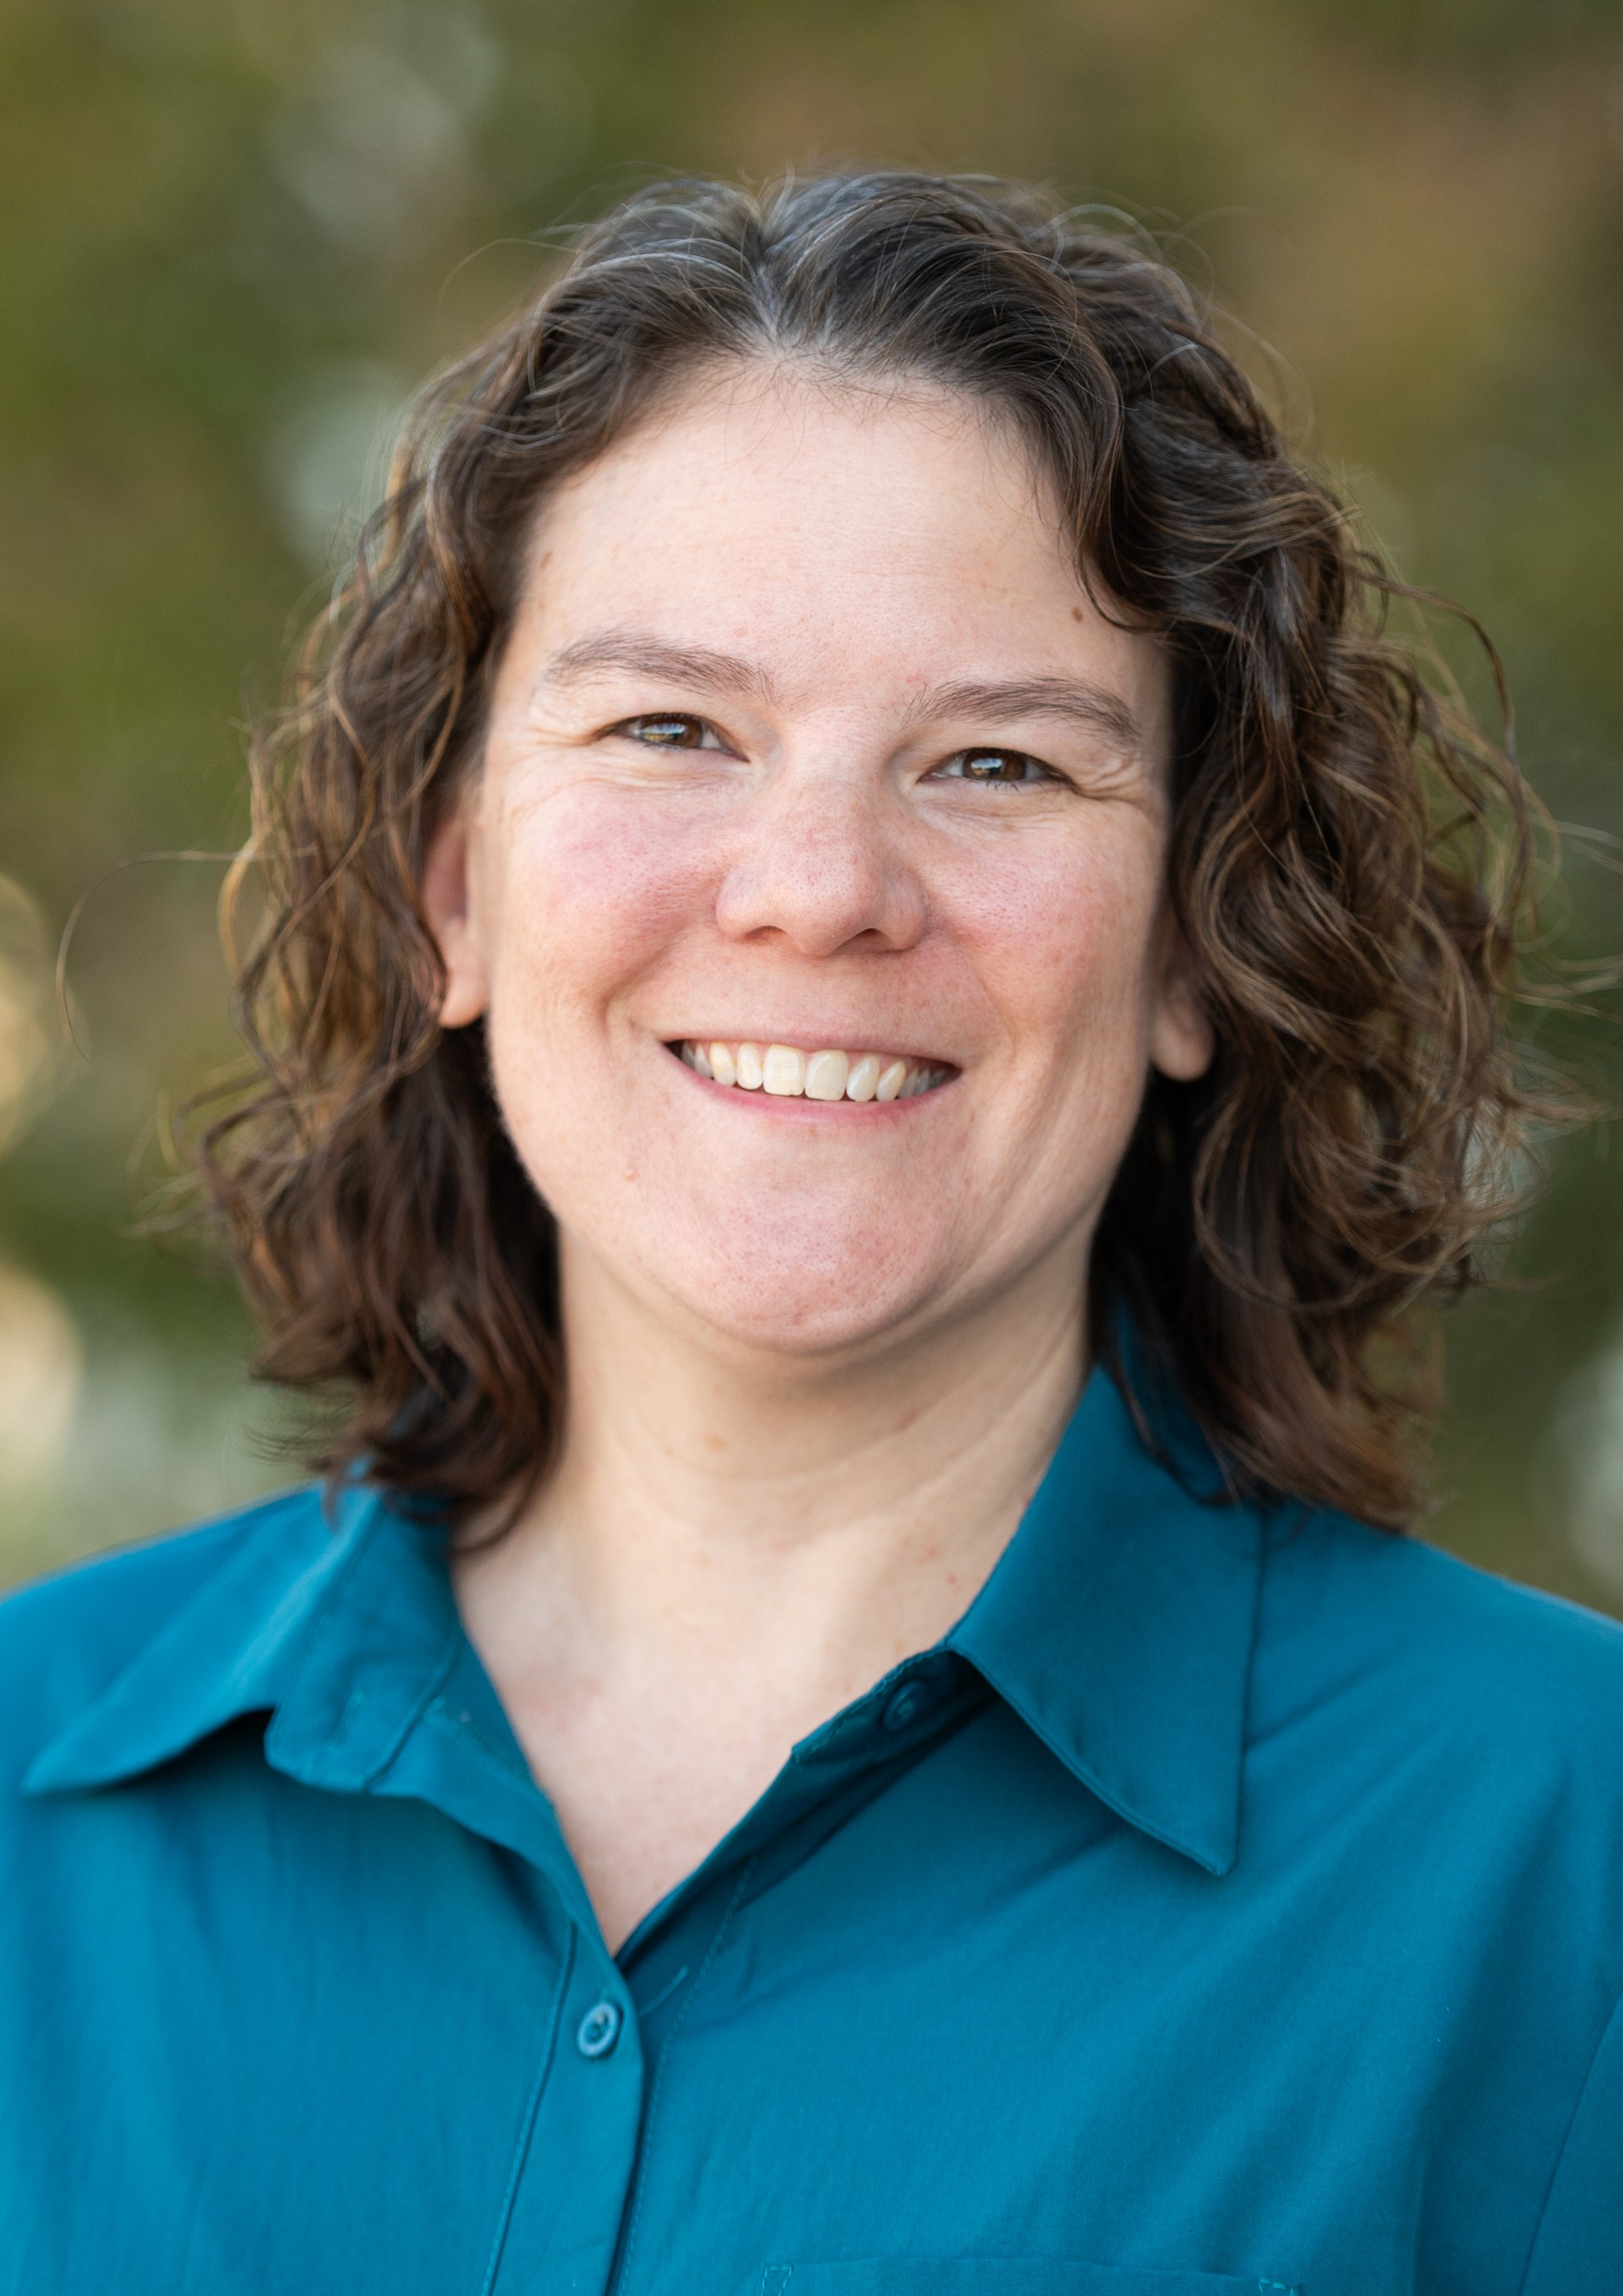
[713,825,926,958]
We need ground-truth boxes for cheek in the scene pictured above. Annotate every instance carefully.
[944,821,1166,1066]
[487,784,716,1020]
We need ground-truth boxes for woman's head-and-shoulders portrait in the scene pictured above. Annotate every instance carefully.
[3,172,1621,2296]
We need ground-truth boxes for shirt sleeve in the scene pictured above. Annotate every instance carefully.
[1521,1984,1623,2294]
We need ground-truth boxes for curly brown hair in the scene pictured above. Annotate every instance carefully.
[198,170,1543,1531]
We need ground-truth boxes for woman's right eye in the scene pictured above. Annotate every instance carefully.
[612,713,724,750]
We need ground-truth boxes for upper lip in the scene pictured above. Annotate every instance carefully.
[664,1030,957,1063]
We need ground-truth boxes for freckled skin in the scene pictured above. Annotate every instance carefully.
[429,367,1210,1367]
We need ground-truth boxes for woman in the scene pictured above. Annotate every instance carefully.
[2,173,1618,2295]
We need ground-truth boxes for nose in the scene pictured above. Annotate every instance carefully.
[713,748,926,957]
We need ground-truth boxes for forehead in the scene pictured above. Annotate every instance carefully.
[508,361,1167,735]
[530,361,1060,582]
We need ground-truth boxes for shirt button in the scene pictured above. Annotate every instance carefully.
[883,1683,924,1734]
[576,2001,623,2059]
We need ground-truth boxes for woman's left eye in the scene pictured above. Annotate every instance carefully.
[614,713,725,751]
[932,747,1056,788]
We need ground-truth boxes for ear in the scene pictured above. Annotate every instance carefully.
[1148,915,1214,1083]
[421,806,491,1029]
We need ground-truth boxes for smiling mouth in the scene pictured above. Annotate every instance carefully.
[670,1040,954,1102]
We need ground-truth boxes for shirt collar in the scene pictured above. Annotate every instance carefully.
[23,1483,464,1800]
[26,1365,1265,1878]
[948,1364,1264,1877]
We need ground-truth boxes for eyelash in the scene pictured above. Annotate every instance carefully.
[611,717,1060,789]
[932,748,1059,790]
[613,713,729,751]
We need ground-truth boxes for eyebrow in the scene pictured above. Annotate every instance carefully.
[907,677,1144,755]
[541,633,1143,754]
[543,634,780,707]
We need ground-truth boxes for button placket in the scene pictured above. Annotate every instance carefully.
[486,1949,644,2293]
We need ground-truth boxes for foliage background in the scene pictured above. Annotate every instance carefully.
[2,0,1621,1602]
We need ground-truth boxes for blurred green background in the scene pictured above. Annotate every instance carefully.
[2,0,1620,1600]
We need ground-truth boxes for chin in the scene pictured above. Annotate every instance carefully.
[652,1221,945,1362]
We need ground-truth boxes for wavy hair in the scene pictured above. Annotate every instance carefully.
[195,171,1546,1529]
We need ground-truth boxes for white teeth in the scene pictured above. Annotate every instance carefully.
[763,1044,806,1096]
[804,1049,850,1102]
[678,1041,948,1102]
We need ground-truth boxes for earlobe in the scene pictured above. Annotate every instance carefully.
[421,811,490,1030]
[1149,927,1215,1083]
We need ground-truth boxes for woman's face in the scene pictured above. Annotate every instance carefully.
[428,366,1210,1362]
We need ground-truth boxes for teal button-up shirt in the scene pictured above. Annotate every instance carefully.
[3,1368,1622,2295]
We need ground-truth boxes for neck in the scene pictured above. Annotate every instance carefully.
[451,1237,1092,1947]
[487,1237,1088,1694]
